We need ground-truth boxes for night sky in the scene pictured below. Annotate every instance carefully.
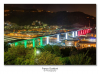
[4,4,96,17]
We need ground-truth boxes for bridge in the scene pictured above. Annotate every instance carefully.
[9,28,91,48]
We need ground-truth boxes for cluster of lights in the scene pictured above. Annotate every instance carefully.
[78,28,91,36]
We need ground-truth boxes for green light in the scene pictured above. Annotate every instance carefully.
[15,42,18,47]
[40,37,43,46]
[24,40,27,48]
[33,39,35,47]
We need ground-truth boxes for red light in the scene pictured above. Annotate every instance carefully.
[85,29,87,34]
[83,30,84,35]
[78,31,81,36]
[89,29,90,33]
[85,30,86,34]
[87,29,88,33]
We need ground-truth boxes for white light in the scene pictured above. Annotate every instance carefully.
[69,42,71,45]
[57,34,59,42]
[36,50,40,54]
[88,45,90,47]
[76,31,77,36]
[72,31,74,37]
[65,33,68,39]
[47,36,49,44]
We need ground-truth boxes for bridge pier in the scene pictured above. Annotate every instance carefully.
[40,37,43,46]
[65,33,68,39]
[78,30,81,36]
[75,31,77,37]
[24,40,27,48]
[47,36,49,44]
[57,34,59,42]
[15,42,18,47]
[72,31,75,37]
[33,39,35,47]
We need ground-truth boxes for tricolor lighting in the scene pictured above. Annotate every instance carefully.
[83,30,84,35]
[81,30,82,35]
[57,34,59,42]
[85,29,86,34]
[72,31,74,37]
[76,31,77,36]
[78,31,80,36]
[47,36,49,44]
[65,33,68,39]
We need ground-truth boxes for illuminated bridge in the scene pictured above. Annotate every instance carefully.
[8,28,91,48]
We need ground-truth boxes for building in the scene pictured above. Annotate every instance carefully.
[77,41,96,48]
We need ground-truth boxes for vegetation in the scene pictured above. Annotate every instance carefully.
[4,42,11,52]
[4,44,96,65]
[41,44,61,56]
[35,51,63,65]
[69,50,91,65]
[4,45,35,65]
[4,45,63,65]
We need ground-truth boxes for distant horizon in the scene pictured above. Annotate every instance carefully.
[4,4,96,17]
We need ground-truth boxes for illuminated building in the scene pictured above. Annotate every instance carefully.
[78,41,96,48]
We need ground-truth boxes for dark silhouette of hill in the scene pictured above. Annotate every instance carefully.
[4,7,96,27]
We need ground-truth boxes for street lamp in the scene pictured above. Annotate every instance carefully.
[36,50,40,54]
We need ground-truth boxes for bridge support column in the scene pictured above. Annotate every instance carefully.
[33,39,35,47]
[81,30,82,35]
[87,29,89,33]
[89,28,90,33]
[75,31,77,37]
[83,30,85,35]
[85,29,86,35]
[24,40,27,48]
[15,42,18,47]
[47,36,49,44]
[78,30,81,36]
[65,33,68,39]
[40,37,43,46]
[72,31,75,37]
[57,34,59,42]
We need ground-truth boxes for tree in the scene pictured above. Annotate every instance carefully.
[35,51,63,65]
[52,45,61,56]
[4,42,11,52]
[69,50,91,65]
[60,47,71,57]
[4,45,35,65]
[78,47,96,65]
[41,44,61,56]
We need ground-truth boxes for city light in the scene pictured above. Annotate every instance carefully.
[69,42,71,45]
